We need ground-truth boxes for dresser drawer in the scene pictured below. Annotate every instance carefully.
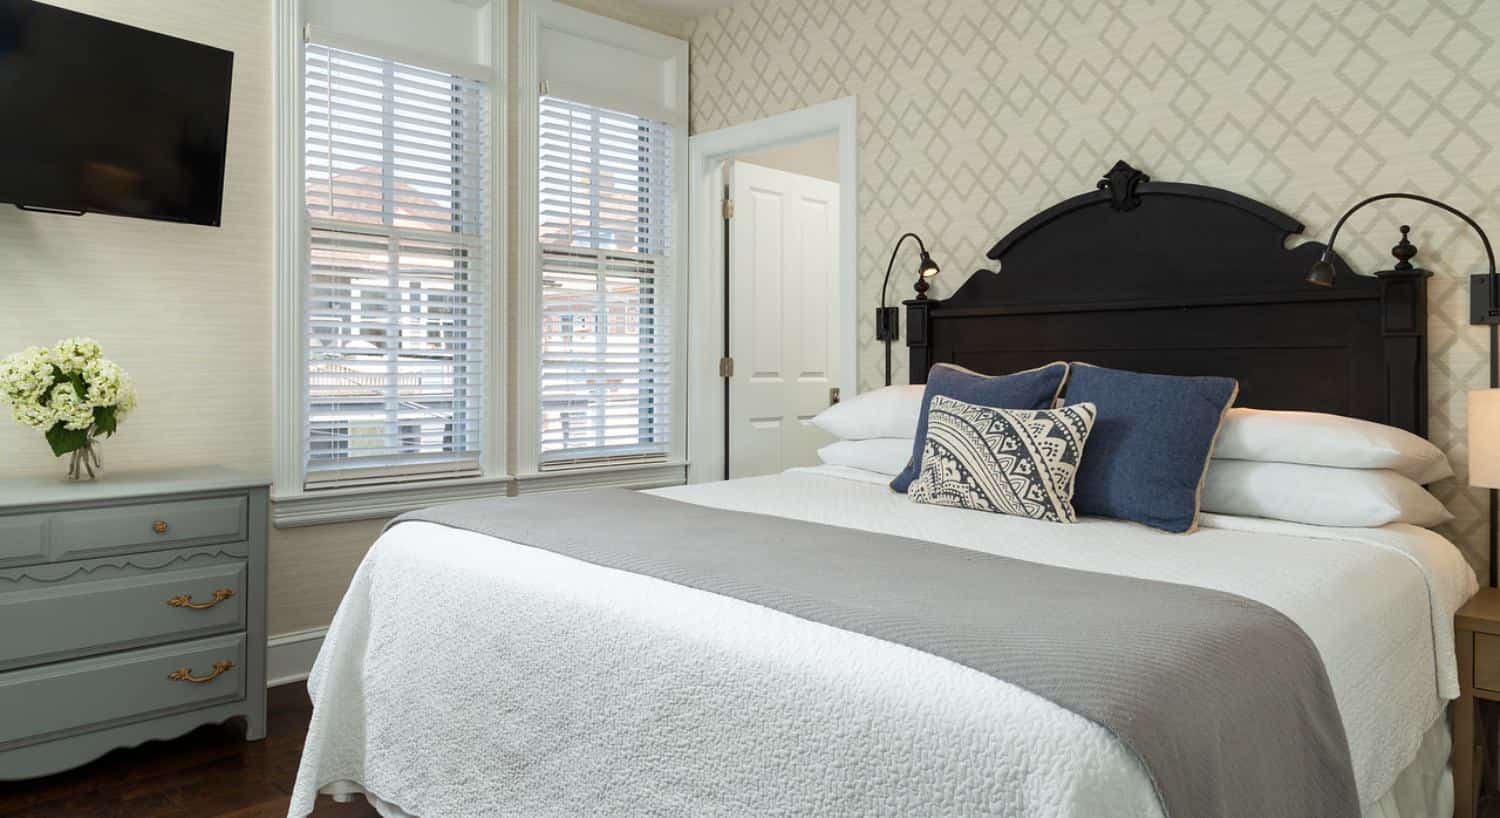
[1475,633,1500,693]
[0,515,48,567]
[0,561,246,671]
[52,495,247,560]
[0,633,245,750]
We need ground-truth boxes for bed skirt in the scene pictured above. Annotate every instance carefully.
[307,713,1451,818]
[1364,714,1452,818]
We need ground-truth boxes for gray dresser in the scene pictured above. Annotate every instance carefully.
[0,467,268,780]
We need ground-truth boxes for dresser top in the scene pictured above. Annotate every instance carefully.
[0,466,269,508]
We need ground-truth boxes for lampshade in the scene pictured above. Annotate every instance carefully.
[918,251,940,278]
[1470,389,1500,488]
[1305,254,1336,287]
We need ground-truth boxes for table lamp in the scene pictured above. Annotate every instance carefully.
[1469,389,1500,585]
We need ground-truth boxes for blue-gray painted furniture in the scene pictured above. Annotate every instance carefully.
[0,466,268,780]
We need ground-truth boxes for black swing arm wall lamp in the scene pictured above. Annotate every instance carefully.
[1307,192,1499,585]
[875,232,940,387]
[1306,193,1498,328]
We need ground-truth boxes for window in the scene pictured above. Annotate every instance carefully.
[302,41,490,488]
[308,421,350,460]
[536,96,673,467]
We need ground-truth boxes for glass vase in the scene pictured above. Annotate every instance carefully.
[66,435,102,481]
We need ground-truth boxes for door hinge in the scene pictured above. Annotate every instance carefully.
[722,198,734,219]
[719,356,734,378]
[539,80,549,96]
[829,387,840,405]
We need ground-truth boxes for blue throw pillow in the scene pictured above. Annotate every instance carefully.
[1063,363,1238,533]
[890,362,1069,493]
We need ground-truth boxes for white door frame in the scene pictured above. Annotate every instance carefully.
[686,97,858,484]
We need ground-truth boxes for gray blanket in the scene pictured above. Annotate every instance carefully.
[390,488,1357,818]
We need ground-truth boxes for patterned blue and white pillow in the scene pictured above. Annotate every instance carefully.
[908,395,1097,523]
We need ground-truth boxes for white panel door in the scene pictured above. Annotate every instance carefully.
[728,161,841,479]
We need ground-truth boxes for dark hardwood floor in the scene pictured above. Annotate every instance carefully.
[0,685,374,818]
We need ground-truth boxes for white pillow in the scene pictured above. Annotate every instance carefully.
[809,385,924,441]
[816,438,913,476]
[1201,460,1453,528]
[1213,409,1453,484]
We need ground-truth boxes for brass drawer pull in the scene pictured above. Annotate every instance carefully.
[166,588,235,609]
[168,660,234,684]
[152,520,169,535]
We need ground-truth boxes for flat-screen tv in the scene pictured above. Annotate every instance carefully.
[0,0,234,226]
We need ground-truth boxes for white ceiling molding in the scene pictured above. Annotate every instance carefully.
[629,0,739,15]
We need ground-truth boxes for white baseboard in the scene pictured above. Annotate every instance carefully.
[267,626,327,687]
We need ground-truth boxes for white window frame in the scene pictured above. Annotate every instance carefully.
[515,0,689,480]
[272,0,508,526]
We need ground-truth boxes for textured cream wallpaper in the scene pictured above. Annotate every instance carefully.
[0,0,352,637]
[0,0,273,479]
[687,0,1500,574]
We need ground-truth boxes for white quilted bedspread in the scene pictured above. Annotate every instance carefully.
[289,466,1476,818]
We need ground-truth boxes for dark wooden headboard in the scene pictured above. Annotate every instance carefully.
[905,161,1431,436]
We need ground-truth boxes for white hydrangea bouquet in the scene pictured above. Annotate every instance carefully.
[0,338,137,480]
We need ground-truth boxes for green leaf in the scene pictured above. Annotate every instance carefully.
[93,405,118,436]
[44,423,88,457]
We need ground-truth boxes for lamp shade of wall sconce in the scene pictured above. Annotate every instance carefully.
[918,252,940,278]
[1305,254,1337,287]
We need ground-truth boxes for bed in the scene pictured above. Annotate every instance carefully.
[289,161,1476,818]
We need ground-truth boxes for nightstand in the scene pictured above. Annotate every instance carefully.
[1456,587,1500,818]
[0,467,268,780]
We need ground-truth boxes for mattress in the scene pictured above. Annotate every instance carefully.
[290,465,1477,817]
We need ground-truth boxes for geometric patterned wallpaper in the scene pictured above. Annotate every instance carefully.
[687,0,1500,574]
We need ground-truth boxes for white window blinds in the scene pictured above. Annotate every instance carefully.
[303,42,489,487]
[537,96,673,466]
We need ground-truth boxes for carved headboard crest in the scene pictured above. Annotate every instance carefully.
[907,160,1430,436]
[1097,160,1150,212]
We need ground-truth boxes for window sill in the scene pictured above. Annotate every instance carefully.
[514,460,687,495]
[272,475,514,528]
[270,461,688,528]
